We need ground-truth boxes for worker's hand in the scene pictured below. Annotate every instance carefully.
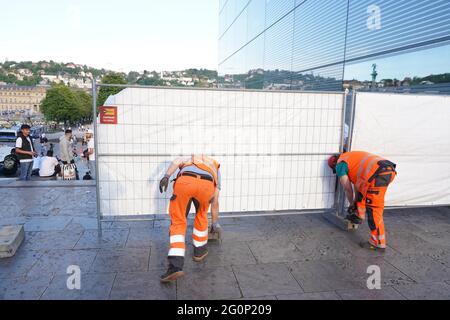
[159,174,170,193]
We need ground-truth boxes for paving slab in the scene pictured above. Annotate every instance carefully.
[428,249,450,269]
[91,247,150,273]
[220,224,272,243]
[385,253,450,283]
[23,230,83,251]
[107,220,154,229]
[24,216,72,232]
[110,270,175,300]
[236,295,278,300]
[69,217,99,230]
[125,228,155,248]
[184,241,257,270]
[288,260,363,293]
[336,286,406,300]
[290,233,355,262]
[247,236,305,264]
[74,228,129,249]
[333,256,415,287]
[41,272,115,300]
[148,241,171,270]
[393,282,450,300]
[0,274,53,300]
[1,244,41,279]
[0,225,25,258]
[233,263,303,298]
[276,291,341,300]
[177,266,242,300]
[388,228,448,255]
[27,249,98,278]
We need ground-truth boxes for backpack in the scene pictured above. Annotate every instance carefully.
[62,163,77,180]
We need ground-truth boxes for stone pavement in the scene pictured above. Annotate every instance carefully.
[0,182,449,300]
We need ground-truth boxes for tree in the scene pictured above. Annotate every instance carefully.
[97,72,126,107]
[74,90,93,122]
[40,85,87,125]
[127,71,140,84]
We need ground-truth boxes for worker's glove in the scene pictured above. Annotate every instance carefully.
[346,212,363,225]
[210,222,222,233]
[209,222,223,240]
[159,174,170,193]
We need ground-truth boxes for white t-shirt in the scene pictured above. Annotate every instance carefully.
[87,138,95,161]
[39,156,59,177]
[15,136,34,162]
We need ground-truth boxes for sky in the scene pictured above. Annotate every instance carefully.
[0,0,219,72]
[344,44,450,81]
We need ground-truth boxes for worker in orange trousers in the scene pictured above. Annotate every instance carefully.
[159,155,221,282]
[328,151,397,250]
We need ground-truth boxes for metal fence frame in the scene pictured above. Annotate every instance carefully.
[91,82,349,237]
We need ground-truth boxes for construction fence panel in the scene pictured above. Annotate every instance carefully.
[96,86,345,217]
[351,92,450,207]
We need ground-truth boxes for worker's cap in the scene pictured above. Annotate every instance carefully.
[20,124,31,130]
[327,155,339,174]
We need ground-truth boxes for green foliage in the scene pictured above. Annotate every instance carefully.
[40,85,91,124]
[97,72,126,107]
[411,73,450,85]
[74,90,93,121]
[136,77,165,86]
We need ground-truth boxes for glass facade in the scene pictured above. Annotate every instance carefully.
[218,0,450,92]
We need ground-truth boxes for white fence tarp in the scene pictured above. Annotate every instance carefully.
[351,92,450,207]
[98,87,344,216]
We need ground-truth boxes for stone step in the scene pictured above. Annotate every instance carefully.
[0,225,25,258]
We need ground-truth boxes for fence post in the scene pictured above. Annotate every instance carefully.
[92,80,102,238]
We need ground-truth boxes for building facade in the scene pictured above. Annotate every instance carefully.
[0,84,48,113]
[218,0,450,92]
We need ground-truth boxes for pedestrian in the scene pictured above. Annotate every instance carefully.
[15,124,37,181]
[38,150,61,178]
[85,129,96,179]
[159,154,221,282]
[59,129,79,179]
[328,151,397,250]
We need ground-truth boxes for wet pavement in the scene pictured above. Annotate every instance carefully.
[0,182,449,300]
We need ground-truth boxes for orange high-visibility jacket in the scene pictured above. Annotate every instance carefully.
[337,151,388,197]
[180,154,220,186]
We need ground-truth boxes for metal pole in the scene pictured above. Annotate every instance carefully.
[335,91,348,216]
[347,90,357,151]
[91,80,102,238]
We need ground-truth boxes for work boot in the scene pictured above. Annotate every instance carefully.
[193,246,208,262]
[359,241,386,252]
[160,266,184,283]
[345,213,363,225]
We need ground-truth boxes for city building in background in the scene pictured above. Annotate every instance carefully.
[0,84,48,113]
[218,0,450,93]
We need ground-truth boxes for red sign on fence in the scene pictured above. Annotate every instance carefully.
[99,106,118,124]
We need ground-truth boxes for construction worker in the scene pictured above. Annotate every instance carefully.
[159,154,221,282]
[328,151,397,250]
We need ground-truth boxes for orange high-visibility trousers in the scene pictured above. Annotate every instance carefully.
[167,175,215,268]
[356,169,396,249]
